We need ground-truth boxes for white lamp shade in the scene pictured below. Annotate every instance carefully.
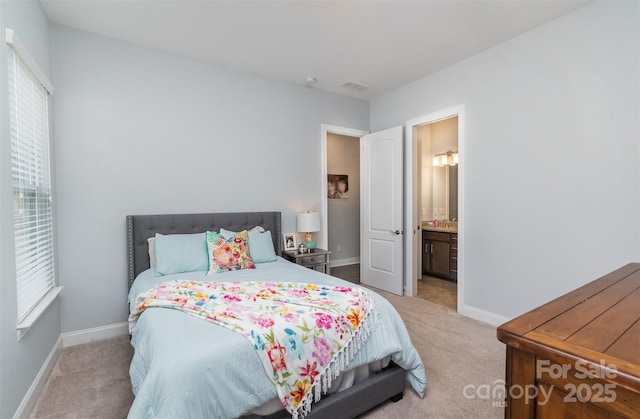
[297,211,321,232]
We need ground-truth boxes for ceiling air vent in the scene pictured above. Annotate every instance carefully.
[340,80,369,92]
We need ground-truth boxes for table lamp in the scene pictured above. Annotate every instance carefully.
[297,211,321,252]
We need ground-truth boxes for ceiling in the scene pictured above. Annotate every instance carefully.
[41,0,591,100]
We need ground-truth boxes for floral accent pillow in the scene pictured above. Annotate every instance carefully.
[206,230,255,275]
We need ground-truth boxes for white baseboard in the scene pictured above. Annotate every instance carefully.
[458,304,511,327]
[61,322,129,348]
[330,257,360,268]
[13,335,62,419]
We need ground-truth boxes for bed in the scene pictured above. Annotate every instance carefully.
[126,211,426,418]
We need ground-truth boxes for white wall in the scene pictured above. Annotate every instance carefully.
[372,1,640,321]
[0,1,61,418]
[49,24,369,333]
[327,134,360,264]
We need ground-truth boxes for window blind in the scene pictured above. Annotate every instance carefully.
[8,45,55,322]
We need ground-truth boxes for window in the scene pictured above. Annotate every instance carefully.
[6,29,56,324]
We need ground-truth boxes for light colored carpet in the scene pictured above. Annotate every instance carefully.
[29,335,134,419]
[30,292,505,419]
[361,289,504,418]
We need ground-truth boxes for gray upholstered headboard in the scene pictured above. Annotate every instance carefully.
[126,211,282,288]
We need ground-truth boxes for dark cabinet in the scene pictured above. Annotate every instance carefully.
[450,234,458,280]
[422,230,457,280]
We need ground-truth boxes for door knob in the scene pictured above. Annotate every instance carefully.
[390,230,401,235]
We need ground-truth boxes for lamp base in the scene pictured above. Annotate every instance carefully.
[304,232,317,252]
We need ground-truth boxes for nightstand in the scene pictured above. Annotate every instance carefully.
[283,248,331,274]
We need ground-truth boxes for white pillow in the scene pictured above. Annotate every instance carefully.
[148,237,156,267]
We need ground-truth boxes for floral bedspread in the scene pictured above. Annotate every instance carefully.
[129,280,376,418]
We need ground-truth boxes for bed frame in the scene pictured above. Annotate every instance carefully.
[126,211,406,419]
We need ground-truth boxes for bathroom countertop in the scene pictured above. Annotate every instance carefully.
[421,224,458,234]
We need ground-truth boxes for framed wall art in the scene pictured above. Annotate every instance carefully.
[328,174,349,199]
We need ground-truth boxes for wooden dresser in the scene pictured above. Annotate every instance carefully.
[497,263,640,418]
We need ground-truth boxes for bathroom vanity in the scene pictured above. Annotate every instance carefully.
[422,226,457,280]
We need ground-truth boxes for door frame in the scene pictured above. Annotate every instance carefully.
[320,124,369,251]
[404,105,465,309]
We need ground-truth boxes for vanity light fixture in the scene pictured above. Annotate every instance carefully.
[433,151,459,167]
[448,152,459,166]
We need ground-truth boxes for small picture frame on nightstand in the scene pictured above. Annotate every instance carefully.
[283,233,297,251]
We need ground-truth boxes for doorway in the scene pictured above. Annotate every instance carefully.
[405,105,465,313]
[320,125,369,282]
[416,117,459,310]
[327,133,360,274]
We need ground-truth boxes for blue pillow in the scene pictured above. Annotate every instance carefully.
[154,233,208,276]
[219,228,277,263]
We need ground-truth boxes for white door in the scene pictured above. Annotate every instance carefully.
[361,126,404,295]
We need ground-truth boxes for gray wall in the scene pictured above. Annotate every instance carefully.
[49,25,369,333]
[371,0,640,320]
[0,1,61,418]
[327,134,360,264]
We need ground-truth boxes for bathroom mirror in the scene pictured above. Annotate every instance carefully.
[432,165,458,220]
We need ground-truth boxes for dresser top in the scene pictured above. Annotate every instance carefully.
[497,263,640,389]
